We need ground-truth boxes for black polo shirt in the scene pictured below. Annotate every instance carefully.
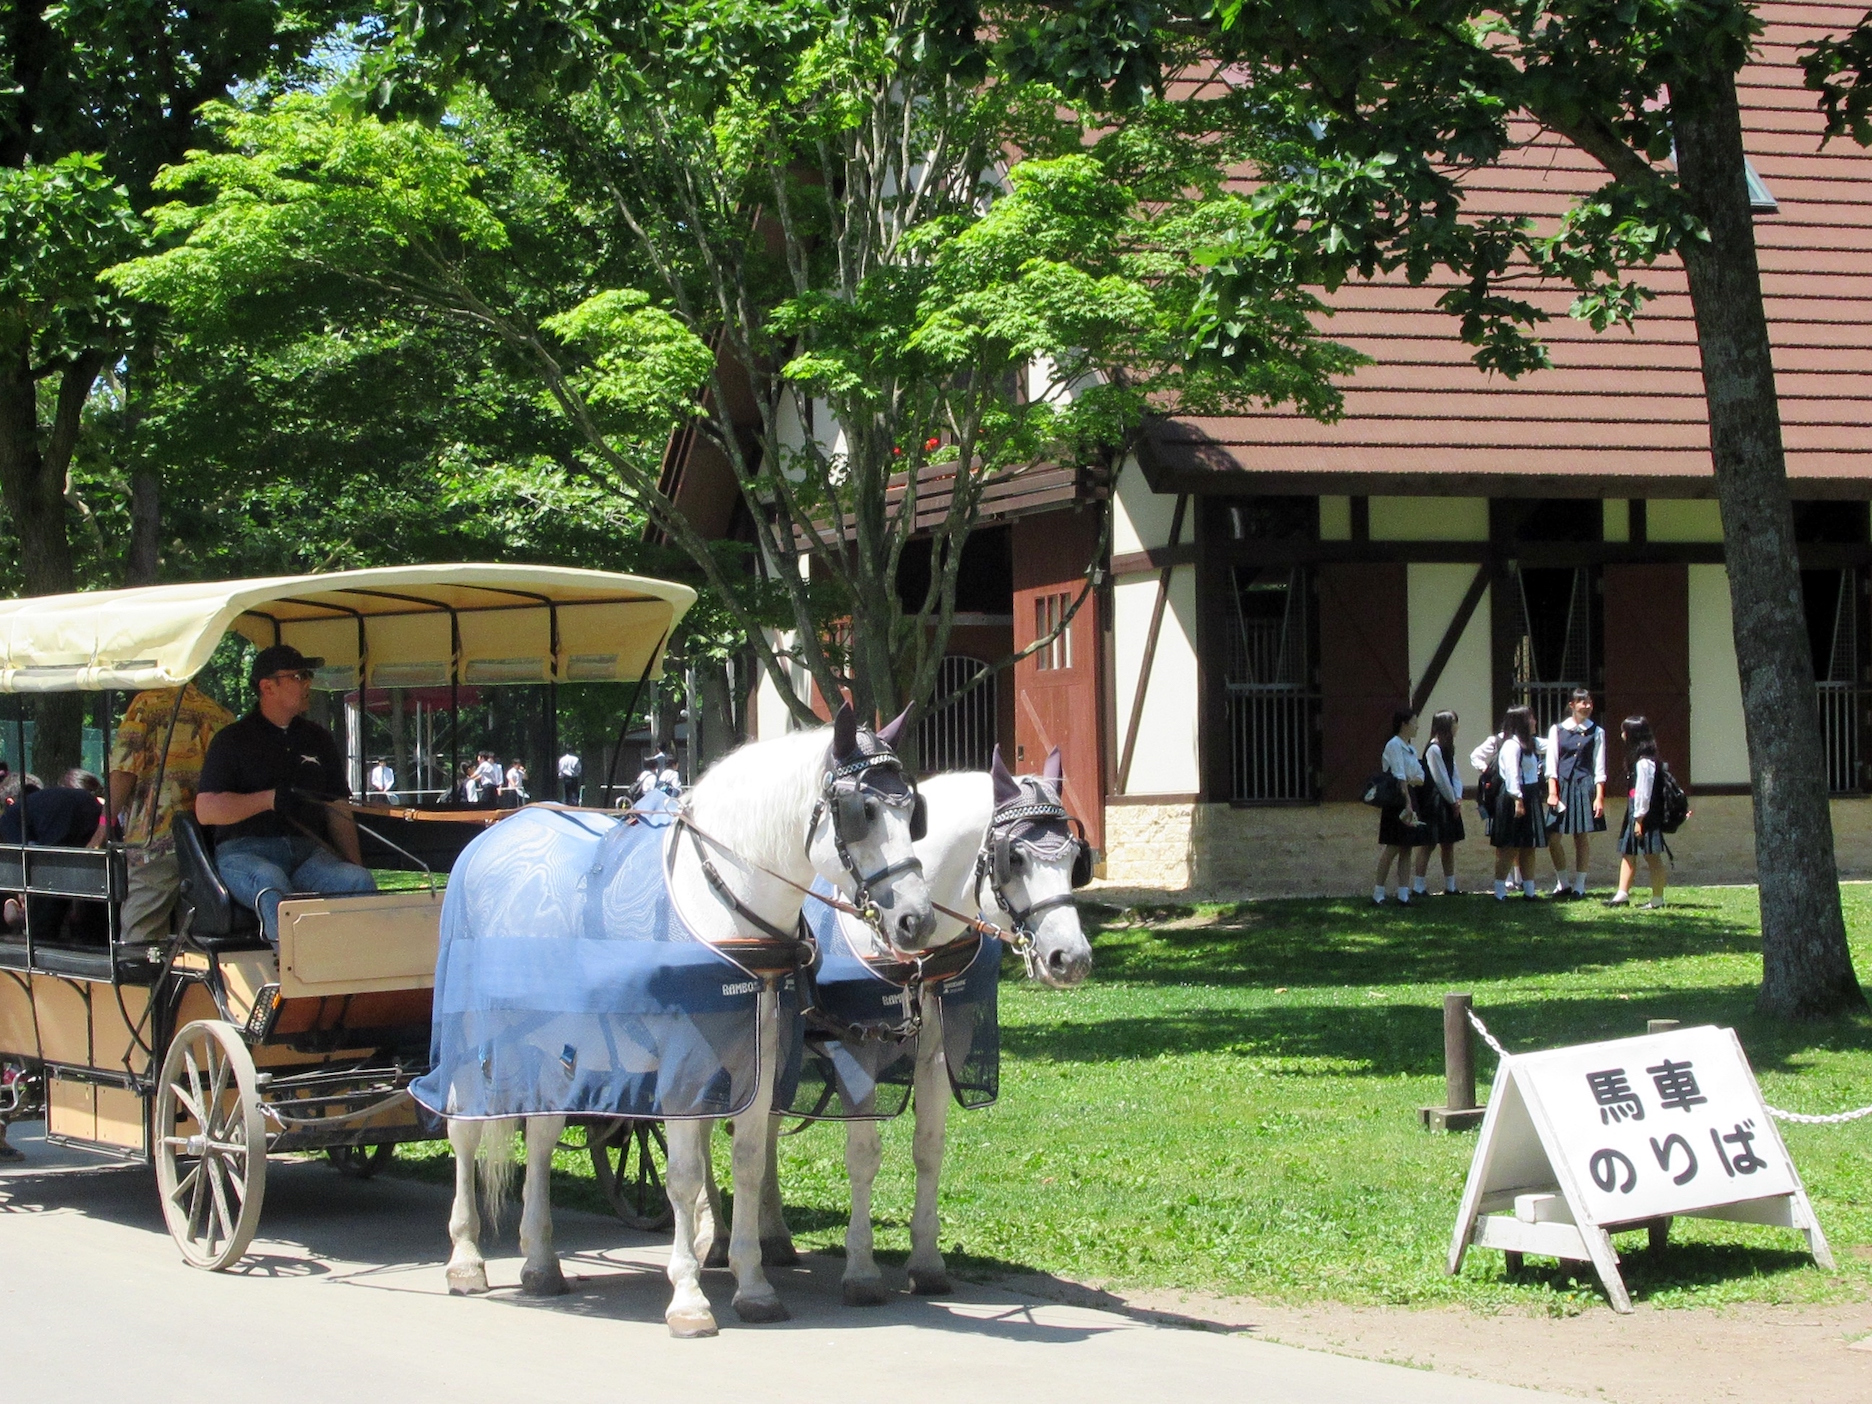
[197,711,349,843]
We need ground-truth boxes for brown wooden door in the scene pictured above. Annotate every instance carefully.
[1011,510,1105,848]
[1602,563,1691,787]
[1318,563,1410,802]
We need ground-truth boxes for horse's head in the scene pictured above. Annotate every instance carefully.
[808,702,936,950]
[981,747,1094,988]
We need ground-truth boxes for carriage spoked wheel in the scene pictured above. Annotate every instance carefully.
[588,1119,674,1231]
[326,1143,396,1179]
[155,1020,267,1271]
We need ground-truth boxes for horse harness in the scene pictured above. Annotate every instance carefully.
[976,781,1092,978]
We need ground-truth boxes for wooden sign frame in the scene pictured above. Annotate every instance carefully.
[1447,1025,1834,1312]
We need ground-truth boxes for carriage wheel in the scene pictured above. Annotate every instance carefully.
[154,1020,267,1271]
[588,1119,674,1231]
[326,1143,395,1180]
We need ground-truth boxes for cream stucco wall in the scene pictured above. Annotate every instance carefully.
[1649,499,1724,542]
[1113,457,1178,556]
[1319,495,1352,540]
[1688,564,1750,785]
[1408,565,1493,787]
[1110,566,1202,794]
[1371,496,1490,541]
[1603,500,1631,543]
[753,637,810,741]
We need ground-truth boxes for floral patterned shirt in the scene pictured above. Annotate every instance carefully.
[109,683,234,863]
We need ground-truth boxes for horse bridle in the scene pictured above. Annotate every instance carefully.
[974,785,1091,966]
[805,749,927,921]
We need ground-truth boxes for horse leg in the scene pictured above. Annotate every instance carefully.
[906,1006,953,1296]
[445,1119,490,1295]
[729,987,788,1323]
[841,1117,888,1306]
[760,1113,798,1266]
[699,1127,729,1269]
[663,1118,718,1337]
[518,1114,569,1296]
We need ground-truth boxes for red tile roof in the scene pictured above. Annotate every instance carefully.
[1147,1,1872,499]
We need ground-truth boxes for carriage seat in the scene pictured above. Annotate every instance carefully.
[173,814,266,949]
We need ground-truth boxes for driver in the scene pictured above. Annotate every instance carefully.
[194,645,376,943]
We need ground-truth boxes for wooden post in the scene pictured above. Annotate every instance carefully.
[1419,992,1486,1131]
[1647,1018,1681,1035]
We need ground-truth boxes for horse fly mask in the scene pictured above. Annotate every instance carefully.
[977,776,1091,967]
[808,750,927,920]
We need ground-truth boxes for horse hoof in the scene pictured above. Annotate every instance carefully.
[733,1293,790,1324]
[703,1239,731,1269]
[761,1236,800,1267]
[667,1310,719,1339]
[446,1264,490,1296]
[908,1269,954,1296]
[520,1263,570,1297]
[841,1277,890,1308]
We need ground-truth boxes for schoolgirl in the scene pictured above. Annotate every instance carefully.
[1491,705,1546,900]
[1609,715,1670,908]
[1413,710,1466,895]
[1543,689,1607,899]
[1373,708,1427,905]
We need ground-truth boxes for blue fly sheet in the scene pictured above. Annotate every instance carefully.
[411,796,798,1122]
[786,878,1000,1121]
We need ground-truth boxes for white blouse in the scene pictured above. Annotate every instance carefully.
[1498,737,1541,798]
[1382,735,1425,786]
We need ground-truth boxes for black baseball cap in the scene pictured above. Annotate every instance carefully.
[251,644,324,687]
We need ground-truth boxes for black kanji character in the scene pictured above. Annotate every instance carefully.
[1649,1133,1697,1185]
[1709,1120,1767,1178]
[1589,1148,1638,1194]
[1646,1058,1709,1114]
[1586,1068,1646,1124]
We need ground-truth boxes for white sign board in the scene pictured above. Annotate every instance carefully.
[1449,1025,1833,1312]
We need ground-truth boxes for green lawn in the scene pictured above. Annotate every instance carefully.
[397,884,1872,1313]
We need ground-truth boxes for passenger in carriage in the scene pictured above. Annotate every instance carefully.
[109,680,235,945]
[194,645,377,943]
[1,771,108,941]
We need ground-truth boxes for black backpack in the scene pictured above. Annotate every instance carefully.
[1653,761,1690,834]
[1476,736,1505,816]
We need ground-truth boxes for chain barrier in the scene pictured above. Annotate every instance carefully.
[1462,1005,1872,1126]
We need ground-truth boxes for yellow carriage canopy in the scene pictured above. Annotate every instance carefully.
[0,564,697,694]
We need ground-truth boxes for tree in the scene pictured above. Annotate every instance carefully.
[0,0,336,771]
[115,1,1361,743]
[1000,0,1860,1018]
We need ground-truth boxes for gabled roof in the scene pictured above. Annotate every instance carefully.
[1147,0,1872,500]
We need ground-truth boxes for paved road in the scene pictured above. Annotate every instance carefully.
[0,1124,1566,1403]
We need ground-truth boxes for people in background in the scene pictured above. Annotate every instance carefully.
[1543,689,1607,899]
[194,644,376,943]
[557,749,583,805]
[1373,708,1426,905]
[1413,710,1466,895]
[1491,706,1545,901]
[501,758,528,806]
[630,749,681,804]
[1469,727,1500,841]
[472,750,503,809]
[1,771,108,940]
[109,680,235,947]
[1609,715,1670,909]
[367,756,397,804]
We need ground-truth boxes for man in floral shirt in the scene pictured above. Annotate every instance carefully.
[109,681,235,945]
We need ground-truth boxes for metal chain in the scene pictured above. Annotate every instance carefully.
[1464,1006,1872,1125]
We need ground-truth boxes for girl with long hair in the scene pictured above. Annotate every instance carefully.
[1413,710,1466,895]
[1373,708,1426,904]
[1609,716,1670,908]
[1490,705,1545,900]
[1543,688,1607,898]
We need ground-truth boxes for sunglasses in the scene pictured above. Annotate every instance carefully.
[265,669,316,684]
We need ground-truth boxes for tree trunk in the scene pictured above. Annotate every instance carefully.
[0,349,92,776]
[1672,67,1865,1017]
[126,469,161,586]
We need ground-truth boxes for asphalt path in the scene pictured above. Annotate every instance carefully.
[0,1123,1569,1403]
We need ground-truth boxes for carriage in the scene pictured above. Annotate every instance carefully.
[0,565,695,1267]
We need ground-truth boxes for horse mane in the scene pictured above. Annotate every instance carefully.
[684,724,832,874]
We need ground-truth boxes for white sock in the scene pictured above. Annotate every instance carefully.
[1374,885,1386,903]
[1412,877,1426,894]
[1554,871,1572,892]
[1523,878,1538,898]
[1494,879,1507,900]
[1445,875,1457,893]
[1573,873,1588,895]
[1397,887,1411,903]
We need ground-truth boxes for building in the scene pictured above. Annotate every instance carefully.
[688,2,1872,896]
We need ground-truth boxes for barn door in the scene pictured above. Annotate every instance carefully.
[1012,511,1104,849]
[1317,563,1410,802]
[1602,564,1690,784]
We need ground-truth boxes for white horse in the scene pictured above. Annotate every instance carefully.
[438,705,935,1337]
[753,746,1095,1304]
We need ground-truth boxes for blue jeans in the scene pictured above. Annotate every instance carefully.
[215,836,377,943]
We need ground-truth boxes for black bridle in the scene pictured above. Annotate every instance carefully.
[805,749,926,920]
[974,785,1090,954]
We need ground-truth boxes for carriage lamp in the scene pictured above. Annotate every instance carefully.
[245,985,281,1040]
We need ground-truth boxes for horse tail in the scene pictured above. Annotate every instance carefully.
[476,1117,522,1227]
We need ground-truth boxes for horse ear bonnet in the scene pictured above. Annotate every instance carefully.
[1070,824,1093,888]
[910,791,927,842]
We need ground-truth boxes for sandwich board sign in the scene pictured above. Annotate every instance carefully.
[1448,1024,1833,1312]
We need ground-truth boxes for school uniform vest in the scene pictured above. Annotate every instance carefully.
[1554,724,1600,785]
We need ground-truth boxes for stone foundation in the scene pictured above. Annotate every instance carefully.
[1097,794,1872,902]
